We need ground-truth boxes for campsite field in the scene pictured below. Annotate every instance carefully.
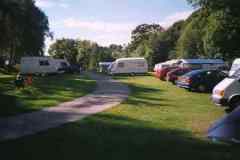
[0,73,96,117]
[0,75,239,160]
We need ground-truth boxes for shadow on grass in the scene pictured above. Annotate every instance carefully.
[0,113,238,160]
[0,94,37,116]
[0,74,96,117]
[121,83,169,107]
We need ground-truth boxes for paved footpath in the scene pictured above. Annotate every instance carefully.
[0,73,129,141]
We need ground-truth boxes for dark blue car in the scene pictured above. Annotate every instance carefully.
[176,69,227,92]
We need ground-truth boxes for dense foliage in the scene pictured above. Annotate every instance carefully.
[125,0,240,67]
[48,39,116,70]
[1,0,239,70]
[0,0,51,66]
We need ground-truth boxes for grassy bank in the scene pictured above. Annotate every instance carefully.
[0,73,96,117]
[0,75,238,160]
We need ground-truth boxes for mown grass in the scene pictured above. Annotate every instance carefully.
[0,73,96,117]
[0,75,239,160]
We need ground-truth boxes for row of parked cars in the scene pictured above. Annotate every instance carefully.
[154,59,240,112]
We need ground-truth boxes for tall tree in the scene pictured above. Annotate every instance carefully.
[0,0,51,65]
[187,0,240,60]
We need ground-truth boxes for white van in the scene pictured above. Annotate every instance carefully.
[20,57,58,75]
[178,59,225,70]
[229,59,240,76]
[109,58,148,75]
[212,69,240,111]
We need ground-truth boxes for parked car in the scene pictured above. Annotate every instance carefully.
[166,67,191,84]
[154,60,180,78]
[54,59,70,73]
[154,63,170,78]
[156,66,178,80]
[212,69,240,111]
[176,69,227,92]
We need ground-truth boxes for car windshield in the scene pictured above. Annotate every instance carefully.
[230,68,240,79]
[231,64,240,72]
[108,63,115,70]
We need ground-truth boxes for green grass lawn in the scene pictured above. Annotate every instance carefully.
[0,75,239,160]
[0,73,96,117]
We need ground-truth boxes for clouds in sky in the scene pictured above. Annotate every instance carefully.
[159,11,193,28]
[35,0,70,9]
[56,10,193,46]
[36,1,193,47]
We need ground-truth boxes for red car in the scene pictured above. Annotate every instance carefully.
[166,67,191,84]
[156,66,178,80]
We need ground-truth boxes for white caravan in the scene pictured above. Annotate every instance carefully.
[20,57,58,75]
[109,58,148,75]
[178,59,225,70]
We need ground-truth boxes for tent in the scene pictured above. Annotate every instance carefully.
[208,107,240,143]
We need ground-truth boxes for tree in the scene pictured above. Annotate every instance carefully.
[48,39,78,64]
[0,0,51,65]
[130,24,165,51]
[187,0,240,60]
[176,11,207,58]
[49,39,116,70]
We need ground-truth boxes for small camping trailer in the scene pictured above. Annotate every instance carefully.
[108,58,148,75]
[20,57,58,75]
[178,59,225,70]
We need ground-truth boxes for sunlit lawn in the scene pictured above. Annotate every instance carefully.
[0,73,96,117]
[0,75,239,160]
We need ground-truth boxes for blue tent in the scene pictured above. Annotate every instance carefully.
[208,107,240,143]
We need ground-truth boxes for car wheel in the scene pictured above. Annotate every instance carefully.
[198,85,206,92]
[229,97,240,112]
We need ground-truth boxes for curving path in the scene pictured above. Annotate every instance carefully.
[0,73,129,141]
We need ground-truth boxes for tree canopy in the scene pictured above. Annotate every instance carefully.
[0,0,51,65]
[48,39,115,70]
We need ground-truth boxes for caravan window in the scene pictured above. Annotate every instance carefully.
[39,60,50,66]
[118,62,124,68]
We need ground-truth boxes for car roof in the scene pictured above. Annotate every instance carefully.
[179,59,224,64]
[116,57,146,61]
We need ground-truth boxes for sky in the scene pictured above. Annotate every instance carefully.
[35,0,194,49]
